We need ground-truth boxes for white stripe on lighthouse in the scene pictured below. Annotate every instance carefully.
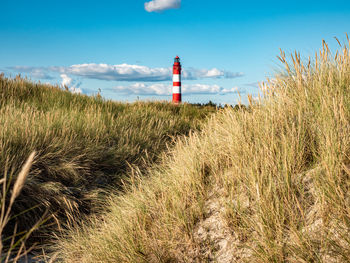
[173,86,181,94]
[173,74,181,82]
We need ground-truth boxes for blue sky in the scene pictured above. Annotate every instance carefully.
[1,0,350,105]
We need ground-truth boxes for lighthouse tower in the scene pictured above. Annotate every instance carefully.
[172,56,181,104]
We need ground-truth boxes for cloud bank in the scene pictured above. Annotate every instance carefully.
[7,63,244,96]
[7,64,243,82]
[113,83,243,96]
[182,67,243,80]
[9,66,55,80]
[64,64,172,82]
[65,63,243,82]
[144,0,181,12]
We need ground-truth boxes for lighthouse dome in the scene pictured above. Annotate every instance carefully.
[174,56,180,63]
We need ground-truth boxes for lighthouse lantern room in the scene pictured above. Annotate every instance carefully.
[172,56,182,104]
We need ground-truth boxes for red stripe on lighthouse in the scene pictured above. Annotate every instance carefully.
[173,93,181,102]
[173,56,181,104]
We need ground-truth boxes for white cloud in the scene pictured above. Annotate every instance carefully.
[144,0,181,12]
[114,83,171,95]
[60,74,72,87]
[182,68,243,80]
[64,63,172,82]
[184,84,222,94]
[205,68,223,77]
[184,84,243,95]
[220,86,245,94]
[60,74,83,94]
[113,83,243,96]
[61,64,243,82]
[9,63,244,83]
[8,66,54,79]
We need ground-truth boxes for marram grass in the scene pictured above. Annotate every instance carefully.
[57,37,350,262]
[0,75,215,252]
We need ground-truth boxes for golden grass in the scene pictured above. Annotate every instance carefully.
[0,75,215,257]
[56,36,350,262]
[0,152,41,262]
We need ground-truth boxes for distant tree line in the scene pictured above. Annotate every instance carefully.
[189,100,248,111]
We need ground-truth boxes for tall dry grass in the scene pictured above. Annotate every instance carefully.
[56,36,350,262]
[0,152,43,262]
[0,76,215,253]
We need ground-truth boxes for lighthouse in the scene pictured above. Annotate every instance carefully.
[172,56,181,104]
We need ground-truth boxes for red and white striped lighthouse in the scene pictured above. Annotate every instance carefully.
[172,56,181,104]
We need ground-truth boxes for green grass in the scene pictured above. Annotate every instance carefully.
[0,75,215,252]
[56,37,350,262]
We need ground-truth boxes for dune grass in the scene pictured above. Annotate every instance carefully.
[0,76,215,252]
[56,37,350,262]
[0,152,42,262]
